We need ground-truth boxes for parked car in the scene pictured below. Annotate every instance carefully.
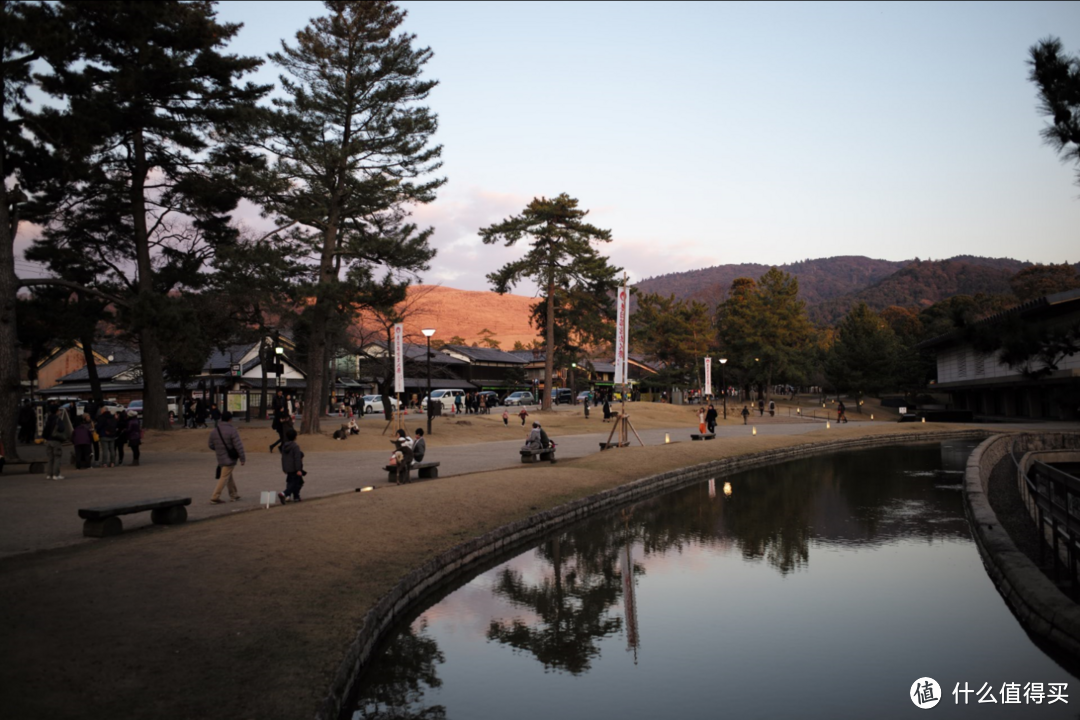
[503,391,535,406]
[126,400,143,418]
[554,389,573,405]
[421,388,465,411]
[100,402,126,417]
[577,391,592,402]
[364,395,401,414]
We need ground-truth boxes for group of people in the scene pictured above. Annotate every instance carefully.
[33,401,144,480]
[696,404,719,434]
[389,427,427,484]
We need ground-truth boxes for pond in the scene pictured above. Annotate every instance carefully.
[348,440,1078,719]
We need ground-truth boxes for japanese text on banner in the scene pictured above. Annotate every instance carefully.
[614,285,628,385]
[393,323,404,394]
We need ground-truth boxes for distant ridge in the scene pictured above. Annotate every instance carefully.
[634,255,1032,325]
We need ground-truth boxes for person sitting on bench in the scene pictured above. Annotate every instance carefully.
[523,422,555,461]
[413,428,426,462]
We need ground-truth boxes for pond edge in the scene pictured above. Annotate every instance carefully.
[965,432,1080,661]
[319,428,987,720]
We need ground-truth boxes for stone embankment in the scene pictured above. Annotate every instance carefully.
[964,432,1080,662]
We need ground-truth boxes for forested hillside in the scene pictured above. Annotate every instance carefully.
[635,255,1034,326]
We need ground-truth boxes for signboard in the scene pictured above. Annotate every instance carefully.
[230,363,241,377]
[393,323,405,394]
[226,392,246,413]
[276,374,286,387]
[614,284,629,385]
[704,357,712,396]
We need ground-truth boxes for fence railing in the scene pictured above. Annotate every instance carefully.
[1013,444,1080,599]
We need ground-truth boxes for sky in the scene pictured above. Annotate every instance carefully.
[16,1,1080,293]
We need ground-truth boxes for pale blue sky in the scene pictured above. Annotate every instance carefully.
[215,0,1080,291]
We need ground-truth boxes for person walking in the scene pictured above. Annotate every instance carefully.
[270,389,290,453]
[519,406,529,426]
[208,411,245,504]
[276,427,306,504]
[95,409,118,468]
[757,398,764,417]
[115,411,130,466]
[583,396,590,419]
[697,406,707,435]
[43,406,71,480]
[602,398,611,422]
[502,409,509,426]
[127,414,143,466]
[706,404,718,434]
[72,414,94,470]
[741,405,750,425]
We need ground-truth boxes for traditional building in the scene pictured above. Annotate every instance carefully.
[918,289,1080,420]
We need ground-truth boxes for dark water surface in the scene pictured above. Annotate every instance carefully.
[349,441,1079,719]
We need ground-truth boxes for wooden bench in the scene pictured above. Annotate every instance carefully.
[78,496,191,538]
[383,461,440,483]
[521,447,556,463]
[690,434,716,441]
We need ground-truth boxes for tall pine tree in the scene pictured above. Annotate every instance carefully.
[480,194,621,410]
[258,0,443,433]
[22,1,269,429]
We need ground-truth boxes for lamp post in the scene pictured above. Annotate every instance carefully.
[570,362,577,405]
[422,328,436,435]
[719,358,728,419]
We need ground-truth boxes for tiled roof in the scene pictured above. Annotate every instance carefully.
[443,345,528,364]
[56,362,138,382]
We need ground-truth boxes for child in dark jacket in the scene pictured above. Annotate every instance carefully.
[277,428,306,504]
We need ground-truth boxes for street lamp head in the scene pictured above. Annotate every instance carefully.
[719,358,727,365]
[421,328,436,338]
[275,346,284,355]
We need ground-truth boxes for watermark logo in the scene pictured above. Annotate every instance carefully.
[911,677,942,709]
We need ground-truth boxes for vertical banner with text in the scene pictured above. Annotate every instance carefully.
[614,284,629,385]
[393,323,404,394]
[704,357,712,397]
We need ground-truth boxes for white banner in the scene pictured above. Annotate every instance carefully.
[614,284,629,385]
[704,357,712,396]
[393,323,404,394]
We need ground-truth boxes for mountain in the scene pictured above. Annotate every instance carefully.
[806,257,1028,325]
[634,256,908,307]
[386,285,539,349]
[634,255,1031,325]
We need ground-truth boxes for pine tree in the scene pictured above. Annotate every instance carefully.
[1029,37,1080,188]
[825,303,899,400]
[480,194,621,410]
[21,1,269,430]
[258,0,443,433]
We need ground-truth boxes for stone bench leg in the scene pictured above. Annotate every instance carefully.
[84,517,123,538]
[29,461,44,474]
[418,466,439,479]
[151,506,187,525]
[521,454,536,464]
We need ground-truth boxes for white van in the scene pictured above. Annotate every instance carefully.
[422,389,465,411]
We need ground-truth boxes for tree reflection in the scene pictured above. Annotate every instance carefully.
[487,529,639,674]
[354,618,446,720]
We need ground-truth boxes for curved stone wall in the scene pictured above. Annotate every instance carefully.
[317,429,987,720]
[964,432,1080,664]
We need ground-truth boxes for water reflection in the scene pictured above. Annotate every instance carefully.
[350,441,1076,720]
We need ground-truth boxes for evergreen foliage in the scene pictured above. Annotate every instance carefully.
[824,303,899,400]
[480,193,621,410]
[1029,36,1080,188]
[716,269,814,399]
[19,0,269,429]
[257,0,443,433]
